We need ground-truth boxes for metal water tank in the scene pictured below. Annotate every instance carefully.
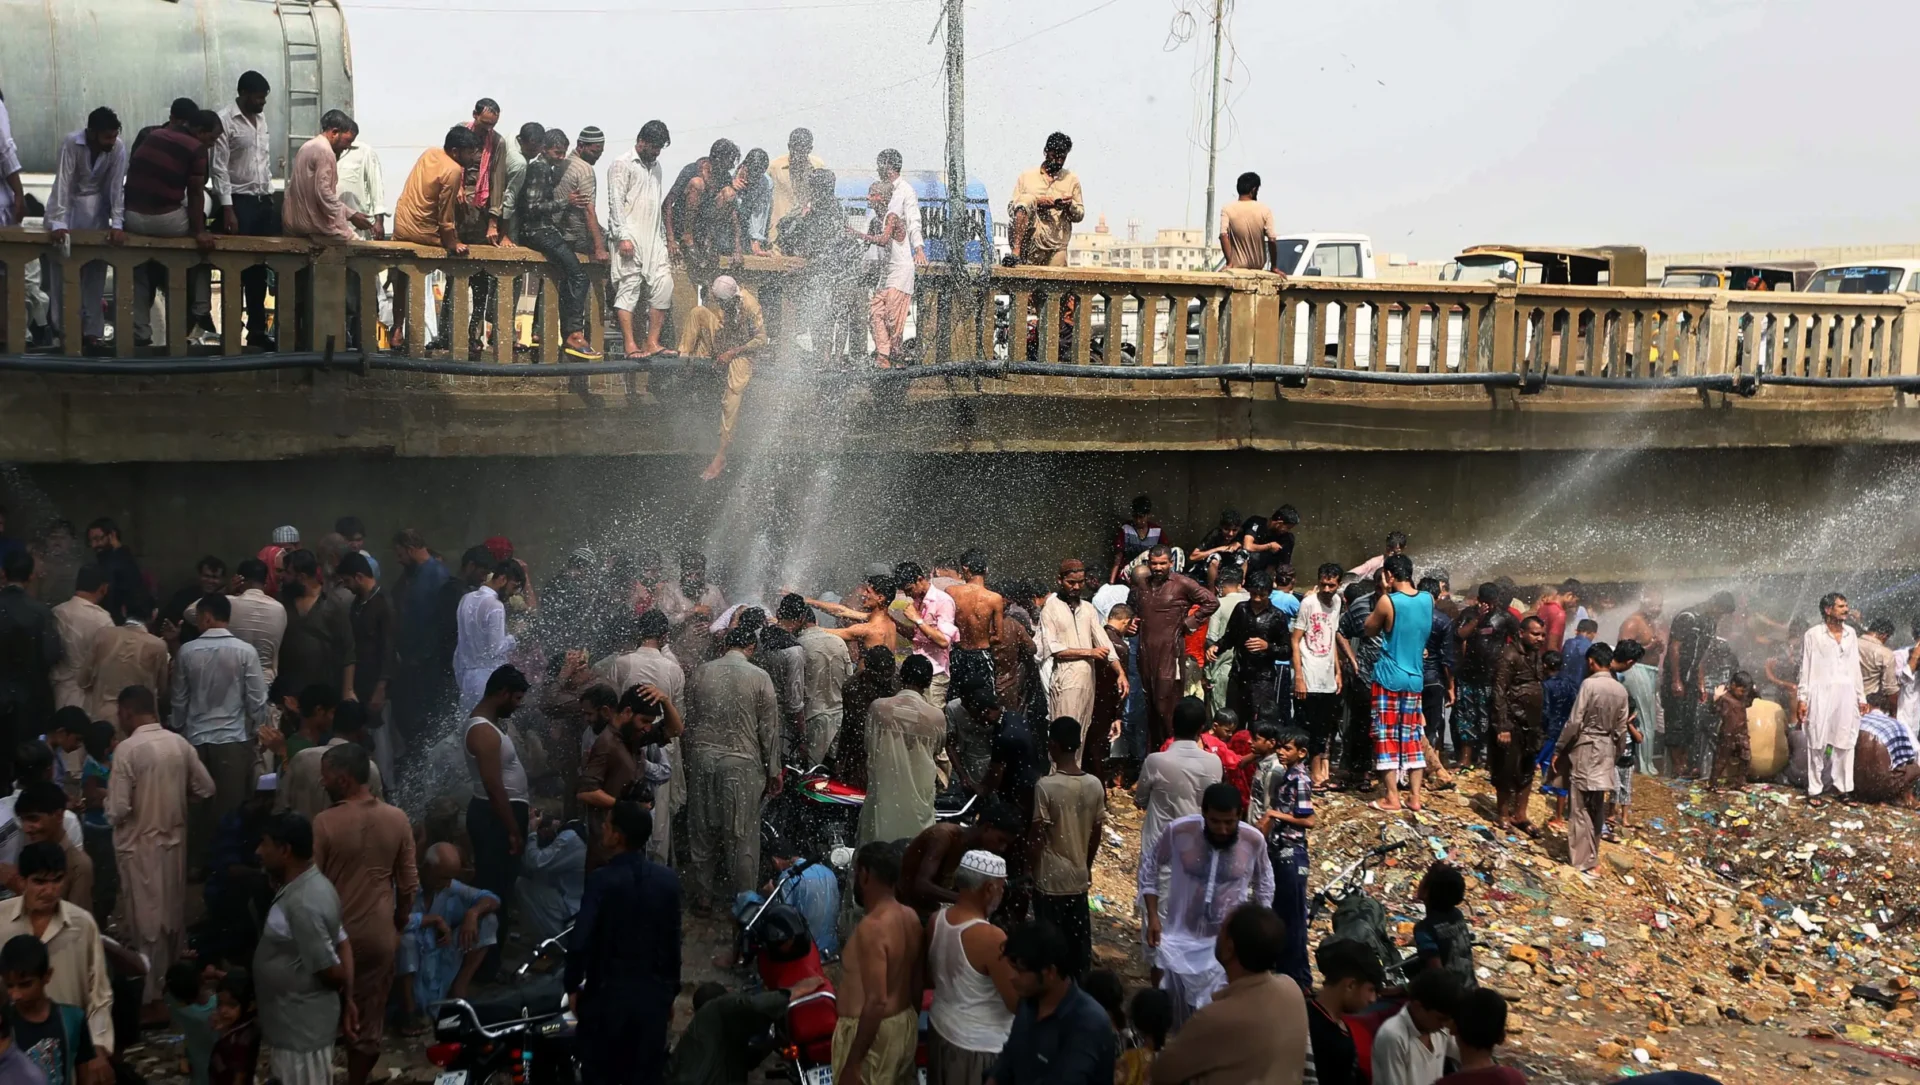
[0,0,353,180]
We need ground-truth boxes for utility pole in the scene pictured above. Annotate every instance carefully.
[943,0,967,275]
[1201,0,1226,242]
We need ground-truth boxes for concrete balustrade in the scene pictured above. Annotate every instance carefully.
[3,226,1919,384]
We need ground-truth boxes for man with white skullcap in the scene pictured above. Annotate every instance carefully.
[677,274,768,480]
[926,850,1015,1085]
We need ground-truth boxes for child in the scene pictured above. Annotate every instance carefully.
[1435,988,1526,1084]
[1606,641,1650,833]
[1412,861,1477,991]
[79,721,115,829]
[165,961,217,1085]
[208,968,259,1085]
[0,1014,44,1085]
[0,934,95,1085]
[1534,650,1569,830]
[46,710,88,804]
[1710,671,1756,792]
[1160,709,1243,786]
[1081,968,1127,1037]
[1371,968,1461,1085]
[1116,986,1172,1085]
[1251,725,1314,986]
[1309,939,1385,1085]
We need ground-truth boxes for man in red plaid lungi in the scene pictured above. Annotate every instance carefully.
[1363,554,1435,812]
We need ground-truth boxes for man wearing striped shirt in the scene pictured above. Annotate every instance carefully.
[211,71,277,349]
[124,108,219,347]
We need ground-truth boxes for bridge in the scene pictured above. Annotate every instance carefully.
[0,229,1912,587]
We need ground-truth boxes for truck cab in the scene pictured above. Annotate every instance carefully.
[1802,261,1920,295]
[1659,262,1813,291]
[1271,233,1377,278]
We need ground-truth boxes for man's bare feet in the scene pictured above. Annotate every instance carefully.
[700,451,727,481]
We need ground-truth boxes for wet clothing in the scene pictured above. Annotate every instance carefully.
[108,722,215,1005]
[685,652,780,907]
[1139,816,1272,1022]
[1217,600,1290,726]
[569,850,680,1085]
[1128,572,1219,751]
[255,865,344,1058]
[1153,972,1306,1085]
[313,795,418,1057]
[1412,904,1478,990]
[1036,595,1117,736]
[856,690,945,846]
[989,981,1115,1085]
[1490,642,1545,791]
[1556,674,1629,869]
[1710,691,1753,789]
[1800,623,1864,797]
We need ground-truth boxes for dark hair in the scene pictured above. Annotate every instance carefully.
[185,109,221,135]
[876,148,903,173]
[165,960,203,1005]
[1,551,32,584]
[238,70,271,95]
[1130,494,1152,517]
[50,707,89,738]
[1201,782,1241,815]
[1275,727,1309,750]
[1043,131,1073,156]
[196,554,228,576]
[484,665,529,697]
[1585,642,1614,668]
[1416,576,1441,595]
[1235,171,1260,196]
[1541,649,1563,674]
[14,782,68,820]
[86,517,120,538]
[74,565,108,594]
[1274,564,1295,586]
[444,125,482,153]
[1128,986,1174,1048]
[1614,638,1645,664]
[218,967,254,1009]
[1422,861,1466,910]
[617,684,665,719]
[1818,592,1845,615]
[1171,696,1207,740]
[1003,919,1070,975]
[516,120,546,146]
[1383,554,1414,583]
[741,147,769,174]
[708,138,741,172]
[1575,618,1599,634]
[1869,615,1897,638]
[0,934,49,978]
[473,97,501,115]
[17,841,66,880]
[1047,716,1082,752]
[1728,669,1754,692]
[899,654,934,691]
[776,593,811,622]
[958,681,997,715]
[1386,531,1409,549]
[298,683,339,716]
[336,551,373,579]
[321,742,371,786]
[1476,582,1500,606]
[333,516,365,538]
[236,558,269,584]
[283,549,319,581]
[261,811,314,859]
[1316,937,1386,987]
[1217,566,1244,587]
[84,720,114,762]
[893,561,926,587]
[13,743,51,790]
[1407,967,1463,1015]
[639,119,670,146]
[320,109,354,134]
[958,549,988,577]
[1222,904,1286,971]
[608,799,653,850]
[865,572,896,601]
[854,840,900,886]
[1211,708,1240,732]
[1078,968,1121,1015]
[1245,569,1273,594]
[1251,721,1283,745]
[1710,590,1737,613]
[1454,987,1508,1049]
[118,684,159,717]
[1518,614,1544,631]
[492,560,526,586]
[543,128,570,151]
[578,685,618,712]
[169,97,200,121]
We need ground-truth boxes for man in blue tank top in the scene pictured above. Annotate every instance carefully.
[1362,555,1434,812]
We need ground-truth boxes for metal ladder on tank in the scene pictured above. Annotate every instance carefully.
[276,0,325,166]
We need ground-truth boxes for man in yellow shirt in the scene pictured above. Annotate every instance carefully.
[1006,132,1083,267]
[393,126,483,254]
[677,275,768,481]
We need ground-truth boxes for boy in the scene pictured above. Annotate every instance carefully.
[209,968,259,1085]
[1435,987,1525,1084]
[1710,671,1756,792]
[1371,968,1461,1085]
[0,934,95,1085]
[1249,725,1314,985]
[1607,641,1650,833]
[165,961,216,1085]
[1411,861,1477,990]
[1211,709,1257,809]
[1030,717,1106,977]
[1307,939,1385,1085]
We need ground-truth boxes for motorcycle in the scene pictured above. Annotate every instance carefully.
[426,926,578,1085]
[763,764,979,862]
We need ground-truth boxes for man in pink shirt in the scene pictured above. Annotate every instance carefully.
[891,561,958,709]
[283,110,372,243]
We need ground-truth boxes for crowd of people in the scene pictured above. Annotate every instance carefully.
[0,81,1105,480]
[0,485,1876,1085]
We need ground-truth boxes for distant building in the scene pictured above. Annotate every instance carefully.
[1068,220,1211,271]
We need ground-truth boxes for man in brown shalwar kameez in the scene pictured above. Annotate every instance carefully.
[1127,547,1218,752]
[108,684,216,1007]
[1552,643,1629,873]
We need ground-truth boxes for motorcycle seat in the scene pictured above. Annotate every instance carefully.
[469,974,567,1025]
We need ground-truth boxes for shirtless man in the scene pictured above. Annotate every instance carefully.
[802,575,899,656]
[836,841,925,1085]
[947,549,1005,700]
[1617,590,1666,665]
[896,799,1021,914]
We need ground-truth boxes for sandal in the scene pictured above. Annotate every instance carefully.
[1368,800,1405,813]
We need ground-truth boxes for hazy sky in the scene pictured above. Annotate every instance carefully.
[348,0,1920,260]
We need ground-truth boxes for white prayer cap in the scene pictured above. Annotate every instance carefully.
[710,275,740,301]
[958,850,1006,879]
[255,773,278,791]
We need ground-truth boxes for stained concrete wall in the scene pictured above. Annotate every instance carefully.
[3,444,1909,606]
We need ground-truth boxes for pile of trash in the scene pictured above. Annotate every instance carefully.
[1300,776,1920,1079]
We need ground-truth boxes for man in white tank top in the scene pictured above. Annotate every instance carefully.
[464,664,531,979]
[926,851,1018,1085]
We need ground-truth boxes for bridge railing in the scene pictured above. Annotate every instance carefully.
[4,227,1918,382]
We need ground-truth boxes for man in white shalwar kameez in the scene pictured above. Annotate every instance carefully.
[45,112,130,346]
[1799,592,1867,800]
[606,122,675,359]
[1035,559,1127,748]
[1137,786,1272,1030]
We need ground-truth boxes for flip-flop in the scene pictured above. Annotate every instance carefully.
[1368,800,1404,813]
[563,345,604,360]
[1513,822,1544,839]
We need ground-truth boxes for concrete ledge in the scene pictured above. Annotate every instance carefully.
[1,363,1916,463]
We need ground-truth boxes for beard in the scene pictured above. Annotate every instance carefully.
[1204,828,1237,851]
